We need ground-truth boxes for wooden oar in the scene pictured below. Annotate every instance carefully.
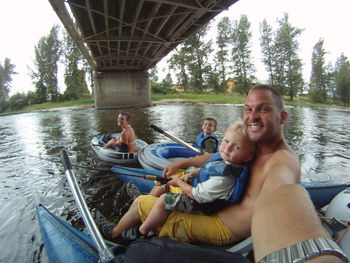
[150,124,203,155]
[60,150,117,263]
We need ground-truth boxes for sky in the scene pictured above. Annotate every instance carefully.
[1,0,349,96]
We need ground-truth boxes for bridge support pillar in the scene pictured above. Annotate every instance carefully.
[93,71,151,109]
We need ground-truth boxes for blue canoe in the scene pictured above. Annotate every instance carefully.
[37,205,125,263]
[111,165,349,209]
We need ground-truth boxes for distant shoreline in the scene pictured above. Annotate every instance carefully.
[1,95,348,117]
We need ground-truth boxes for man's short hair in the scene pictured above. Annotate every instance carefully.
[249,85,285,112]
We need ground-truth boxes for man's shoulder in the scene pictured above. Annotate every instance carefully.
[272,147,299,163]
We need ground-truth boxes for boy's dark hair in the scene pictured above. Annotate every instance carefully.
[204,118,217,128]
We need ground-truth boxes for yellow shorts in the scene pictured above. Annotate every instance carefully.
[137,195,234,246]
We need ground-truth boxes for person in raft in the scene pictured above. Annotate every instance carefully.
[195,117,220,153]
[103,112,139,152]
[138,121,255,235]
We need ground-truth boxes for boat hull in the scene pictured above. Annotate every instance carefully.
[326,188,350,258]
[37,205,124,263]
[91,133,147,164]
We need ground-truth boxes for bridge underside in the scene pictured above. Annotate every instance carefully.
[49,0,238,108]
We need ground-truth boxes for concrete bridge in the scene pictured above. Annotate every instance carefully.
[49,0,238,109]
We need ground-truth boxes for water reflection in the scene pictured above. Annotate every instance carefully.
[0,104,349,262]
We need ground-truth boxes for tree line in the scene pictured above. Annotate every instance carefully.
[1,12,350,113]
[150,13,350,106]
[0,24,91,112]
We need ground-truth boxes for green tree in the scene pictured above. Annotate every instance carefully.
[0,58,16,112]
[230,15,255,95]
[215,16,232,92]
[148,66,161,93]
[168,47,190,92]
[8,92,28,110]
[205,64,221,93]
[334,54,350,106]
[273,13,304,100]
[310,39,328,103]
[182,23,213,93]
[162,72,173,88]
[31,24,62,103]
[259,19,275,86]
[62,30,89,100]
[325,62,336,101]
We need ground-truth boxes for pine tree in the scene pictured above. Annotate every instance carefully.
[335,54,350,106]
[215,16,232,92]
[310,39,327,103]
[62,30,89,100]
[230,15,255,95]
[183,23,213,93]
[0,58,17,112]
[259,19,275,86]
[273,13,304,100]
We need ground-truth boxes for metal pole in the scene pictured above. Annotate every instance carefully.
[61,150,115,263]
[150,124,203,155]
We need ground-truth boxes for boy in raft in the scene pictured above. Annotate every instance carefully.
[138,121,255,235]
[195,117,220,153]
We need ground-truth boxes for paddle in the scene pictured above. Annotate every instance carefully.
[112,165,170,185]
[60,150,117,263]
[150,124,203,155]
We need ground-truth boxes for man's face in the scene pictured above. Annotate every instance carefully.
[243,89,286,143]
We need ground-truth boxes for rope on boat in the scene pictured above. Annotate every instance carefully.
[320,216,350,243]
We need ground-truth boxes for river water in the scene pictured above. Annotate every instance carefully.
[0,104,349,262]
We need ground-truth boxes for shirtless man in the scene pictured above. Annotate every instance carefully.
[106,85,299,245]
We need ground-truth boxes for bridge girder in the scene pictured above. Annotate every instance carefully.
[48,0,238,72]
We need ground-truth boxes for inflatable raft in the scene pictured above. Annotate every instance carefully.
[90,133,148,164]
[138,142,198,170]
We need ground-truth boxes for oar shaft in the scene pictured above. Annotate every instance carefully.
[61,150,115,263]
[144,174,171,184]
[150,124,203,155]
[113,166,170,184]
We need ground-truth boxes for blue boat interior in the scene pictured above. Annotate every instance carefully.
[153,146,197,159]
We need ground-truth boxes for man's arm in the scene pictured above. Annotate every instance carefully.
[252,184,347,263]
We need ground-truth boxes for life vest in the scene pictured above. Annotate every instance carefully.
[192,152,249,204]
[195,131,219,152]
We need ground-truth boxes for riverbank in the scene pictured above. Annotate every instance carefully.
[0,93,347,116]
